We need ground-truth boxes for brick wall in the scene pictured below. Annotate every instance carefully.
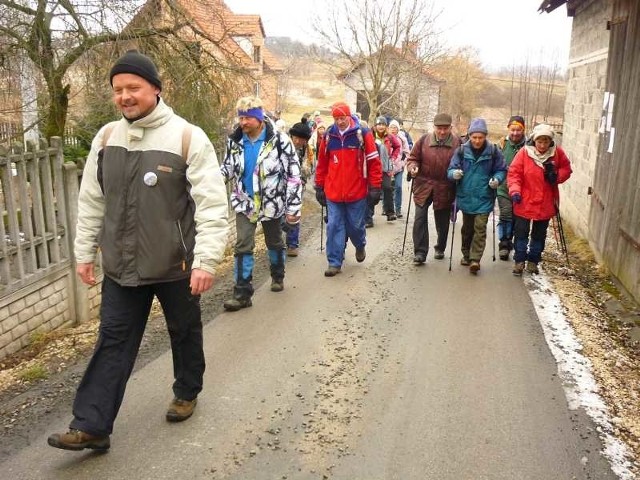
[560,0,611,237]
[0,268,74,359]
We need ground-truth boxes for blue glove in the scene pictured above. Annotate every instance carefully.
[315,187,327,206]
[511,192,522,204]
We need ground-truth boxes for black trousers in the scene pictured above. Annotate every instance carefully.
[412,196,450,255]
[70,276,204,436]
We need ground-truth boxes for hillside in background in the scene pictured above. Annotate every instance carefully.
[268,38,567,139]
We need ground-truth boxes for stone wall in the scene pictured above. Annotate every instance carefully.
[0,268,74,359]
[560,0,611,237]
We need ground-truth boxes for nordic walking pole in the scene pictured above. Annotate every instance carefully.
[448,198,457,272]
[556,211,570,266]
[320,205,324,252]
[401,176,414,256]
[492,206,496,262]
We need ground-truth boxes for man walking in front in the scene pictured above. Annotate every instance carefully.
[315,102,382,276]
[406,113,461,264]
[48,50,229,451]
[221,96,302,311]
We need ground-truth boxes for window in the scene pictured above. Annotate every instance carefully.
[253,46,261,64]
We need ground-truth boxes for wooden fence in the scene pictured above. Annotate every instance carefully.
[0,138,89,360]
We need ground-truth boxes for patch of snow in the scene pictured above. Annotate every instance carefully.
[526,272,637,480]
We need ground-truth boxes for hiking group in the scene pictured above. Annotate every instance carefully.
[47,50,572,452]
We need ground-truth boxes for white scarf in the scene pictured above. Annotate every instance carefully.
[525,144,556,168]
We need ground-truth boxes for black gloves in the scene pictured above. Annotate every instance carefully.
[543,161,557,185]
[367,187,382,206]
[315,187,327,206]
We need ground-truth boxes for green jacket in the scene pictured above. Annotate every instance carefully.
[497,136,526,199]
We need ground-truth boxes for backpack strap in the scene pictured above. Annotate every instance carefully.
[181,125,193,162]
[101,122,116,149]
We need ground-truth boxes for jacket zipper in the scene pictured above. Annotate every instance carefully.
[177,221,188,271]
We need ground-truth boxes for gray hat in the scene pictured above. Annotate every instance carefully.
[433,113,452,126]
[110,50,162,90]
[375,116,388,126]
[468,118,488,135]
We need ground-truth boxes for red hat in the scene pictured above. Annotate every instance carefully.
[331,102,351,118]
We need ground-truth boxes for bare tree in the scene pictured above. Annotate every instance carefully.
[433,47,486,130]
[0,0,250,140]
[312,0,442,124]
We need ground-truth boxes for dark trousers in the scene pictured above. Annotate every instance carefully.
[513,215,550,263]
[70,276,204,436]
[382,174,395,215]
[412,196,450,255]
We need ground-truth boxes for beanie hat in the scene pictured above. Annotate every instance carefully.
[507,115,525,129]
[289,122,312,140]
[110,50,162,90]
[468,118,488,135]
[375,116,388,126]
[389,119,400,129]
[531,124,555,141]
[433,113,452,126]
[331,102,351,118]
[315,119,326,130]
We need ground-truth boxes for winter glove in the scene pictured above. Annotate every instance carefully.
[367,187,382,207]
[315,187,327,206]
[452,169,464,180]
[511,192,522,204]
[543,161,557,184]
[488,177,499,189]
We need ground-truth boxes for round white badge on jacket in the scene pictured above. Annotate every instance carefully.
[143,172,158,187]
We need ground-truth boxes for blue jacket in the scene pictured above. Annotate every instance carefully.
[447,141,507,214]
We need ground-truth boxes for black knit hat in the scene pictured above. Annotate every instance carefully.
[289,122,312,140]
[109,50,162,90]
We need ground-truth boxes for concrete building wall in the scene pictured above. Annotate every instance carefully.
[560,0,612,237]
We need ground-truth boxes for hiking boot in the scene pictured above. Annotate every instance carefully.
[460,257,471,266]
[499,248,509,261]
[47,429,110,451]
[365,220,374,228]
[286,247,299,257]
[271,279,284,292]
[387,214,397,221]
[223,297,252,312]
[396,212,403,219]
[413,253,426,265]
[355,247,366,263]
[513,262,525,276]
[324,266,341,277]
[166,397,197,422]
[434,249,445,260]
[469,260,481,274]
[526,261,540,274]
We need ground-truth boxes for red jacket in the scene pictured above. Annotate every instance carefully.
[508,145,572,220]
[315,118,382,202]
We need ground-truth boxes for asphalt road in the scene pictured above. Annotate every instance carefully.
[1,198,618,480]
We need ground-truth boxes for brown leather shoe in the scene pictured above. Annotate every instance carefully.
[286,247,298,257]
[513,262,525,276]
[355,247,366,263]
[166,397,197,422]
[469,260,481,274]
[47,429,110,451]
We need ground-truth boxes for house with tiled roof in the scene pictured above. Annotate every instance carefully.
[337,44,443,133]
[131,0,283,111]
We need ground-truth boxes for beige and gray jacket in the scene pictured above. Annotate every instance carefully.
[75,99,229,286]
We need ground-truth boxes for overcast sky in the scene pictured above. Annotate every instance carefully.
[224,0,573,71]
